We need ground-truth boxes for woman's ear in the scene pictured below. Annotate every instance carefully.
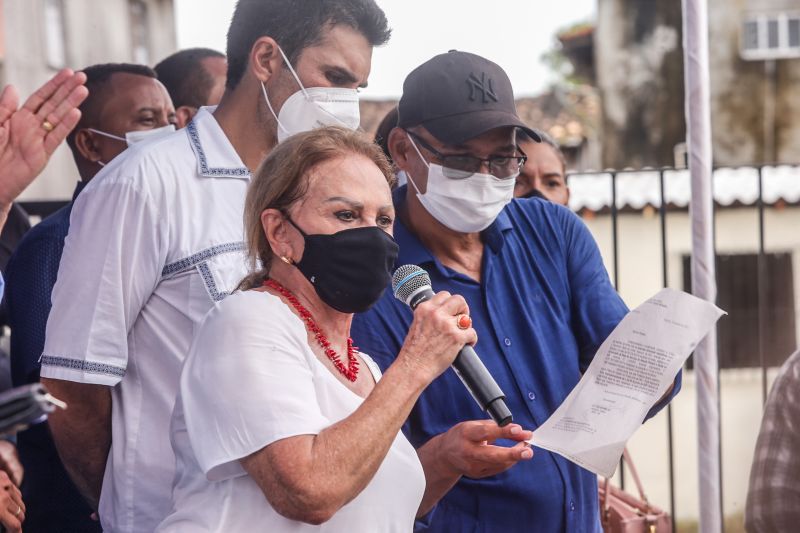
[261,208,298,261]
[250,36,283,84]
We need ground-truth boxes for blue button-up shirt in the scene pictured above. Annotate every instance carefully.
[6,181,101,533]
[351,187,679,532]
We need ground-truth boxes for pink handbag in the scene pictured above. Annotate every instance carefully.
[598,448,672,533]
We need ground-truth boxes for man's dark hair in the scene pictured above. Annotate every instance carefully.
[154,48,226,109]
[226,0,391,90]
[66,63,157,153]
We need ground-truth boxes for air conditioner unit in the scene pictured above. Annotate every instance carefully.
[740,13,800,61]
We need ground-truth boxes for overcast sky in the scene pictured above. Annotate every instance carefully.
[175,0,596,100]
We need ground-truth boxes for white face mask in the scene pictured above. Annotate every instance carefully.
[262,47,360,143]
[88,124,176,147]
[395,169,408,187]
[406,136,517,233]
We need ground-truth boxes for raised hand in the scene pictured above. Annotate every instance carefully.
[0,69,88,210]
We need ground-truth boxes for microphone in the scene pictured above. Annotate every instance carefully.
[392,265,513,426]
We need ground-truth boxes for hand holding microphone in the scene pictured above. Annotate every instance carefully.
[394,285,478,390]
[393,265,513,426]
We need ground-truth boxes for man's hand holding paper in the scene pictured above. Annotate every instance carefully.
[529,288,725,477]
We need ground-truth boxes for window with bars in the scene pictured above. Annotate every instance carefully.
[130,0,150,65]
[43,0,67,68]
[741,13,800,60]
[683,252,797,369]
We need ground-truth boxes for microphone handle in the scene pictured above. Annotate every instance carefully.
[408,288,513,426]
[452,346,513,427]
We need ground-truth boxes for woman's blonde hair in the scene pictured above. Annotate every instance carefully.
[239,126,395,290]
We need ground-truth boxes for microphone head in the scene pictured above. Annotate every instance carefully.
[392,264,432,304]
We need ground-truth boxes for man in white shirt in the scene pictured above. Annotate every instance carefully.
[40,2,390,531]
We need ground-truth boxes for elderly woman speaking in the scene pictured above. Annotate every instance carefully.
[156,127,532,532]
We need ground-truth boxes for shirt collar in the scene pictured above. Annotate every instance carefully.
[391,185,514,269]
[485,207,512,253]
[185,106,251,180]
[72,180,87,202]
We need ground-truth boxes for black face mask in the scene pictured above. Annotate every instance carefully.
[288,219,399,313]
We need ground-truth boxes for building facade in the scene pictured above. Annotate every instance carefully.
[593,0,800,169]
[709,0,800,165]
[594,0,686,169]
[1,0,176,201]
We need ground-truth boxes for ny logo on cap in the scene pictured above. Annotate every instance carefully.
[466,72,498,104]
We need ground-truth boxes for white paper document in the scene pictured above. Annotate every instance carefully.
[529,288,725,477]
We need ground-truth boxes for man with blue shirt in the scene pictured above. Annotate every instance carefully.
[350,51,679,532]
[6,63,175,533]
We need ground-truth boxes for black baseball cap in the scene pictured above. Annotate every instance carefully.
[397,50,541,145]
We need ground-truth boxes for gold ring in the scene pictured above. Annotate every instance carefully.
[456,314,472,330]
[42,120,55,132]
[14,504,20,516]
[279,256,294,265]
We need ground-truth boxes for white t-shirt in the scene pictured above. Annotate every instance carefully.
[40,107,250,532]
[157,290,426,532]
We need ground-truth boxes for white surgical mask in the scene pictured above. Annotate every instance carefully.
[394,169,408,187]
[406,136,516,233]
[88,124,176,147]
[262,47,360,143]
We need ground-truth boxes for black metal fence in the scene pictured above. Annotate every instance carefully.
[568,163,800,531]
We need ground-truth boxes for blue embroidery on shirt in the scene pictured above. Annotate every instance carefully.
[186,120,250,177]
[161,242,246,278]
[40,355,126,378]
[197,262,230,302]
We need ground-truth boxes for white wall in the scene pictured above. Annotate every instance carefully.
[585,206,800,339]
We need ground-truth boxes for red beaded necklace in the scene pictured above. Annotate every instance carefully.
[264,278,359,382]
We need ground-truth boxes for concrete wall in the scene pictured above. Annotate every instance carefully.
[2,0,176,201]
[595,0,686,168]
[582,203,800,523]
[595,0,800,169]
[584,205,800,341]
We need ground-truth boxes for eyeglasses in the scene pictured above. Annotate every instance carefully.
[407,131,527,180]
